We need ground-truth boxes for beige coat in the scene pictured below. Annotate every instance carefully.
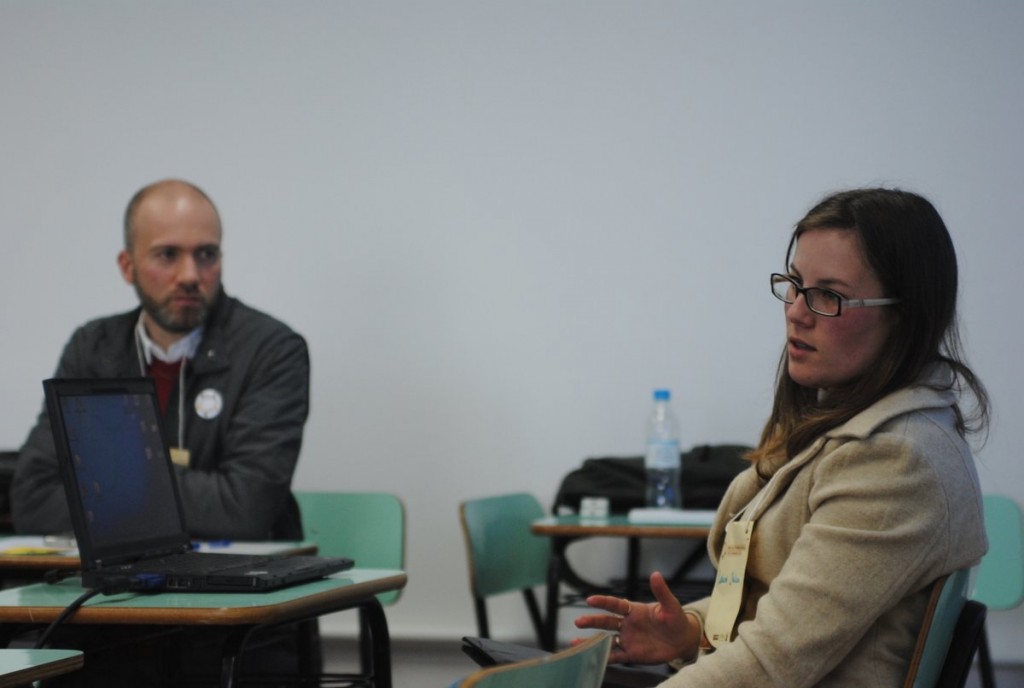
[670,372,987,687]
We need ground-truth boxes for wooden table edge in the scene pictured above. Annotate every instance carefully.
[530,522,711,538]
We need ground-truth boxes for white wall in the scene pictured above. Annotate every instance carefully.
[2,0,1021,662]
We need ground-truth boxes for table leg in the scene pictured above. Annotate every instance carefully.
[543,538,566,651]
[215,602,391,688]
[219,626,254,688]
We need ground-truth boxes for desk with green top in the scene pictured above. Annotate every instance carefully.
[0,568,406,688]
[0,648,83,686]
[531,513,713,650]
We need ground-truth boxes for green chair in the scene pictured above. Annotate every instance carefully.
[295,491,406,677]
[296,491,406,605]
[904,568,987,688]
[973,494,1024,688]
[459,493,551,647]
[456,632,612,688]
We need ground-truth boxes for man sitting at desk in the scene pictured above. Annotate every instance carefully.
[8,179,313,683]
[11,178,309,542]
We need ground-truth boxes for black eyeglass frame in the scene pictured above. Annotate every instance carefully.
[770,273,900,317]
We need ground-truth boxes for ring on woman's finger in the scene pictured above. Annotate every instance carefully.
[614,634,622,648]
[617,617,623,631]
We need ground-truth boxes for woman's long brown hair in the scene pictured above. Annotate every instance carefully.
[748,189,989,478]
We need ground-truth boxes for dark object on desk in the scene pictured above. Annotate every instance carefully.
[44,377,353,592]
[461,636,549,666]
[461,636,670,688]
[553,443,751,514]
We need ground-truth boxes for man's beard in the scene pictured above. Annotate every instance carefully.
[134,283,217,334]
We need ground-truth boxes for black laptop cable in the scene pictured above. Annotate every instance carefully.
[33,574,165,649]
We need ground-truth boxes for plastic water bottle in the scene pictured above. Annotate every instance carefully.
[645,389,681,509]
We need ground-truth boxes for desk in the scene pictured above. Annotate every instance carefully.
[0,568,406,688]
[531,514,712,650]
[0,648,83,686]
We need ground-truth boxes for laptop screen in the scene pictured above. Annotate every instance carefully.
[47,378,190,565]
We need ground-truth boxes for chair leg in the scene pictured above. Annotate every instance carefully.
[978,624,996,688]
[523,589,545,648]
[474,597,490,638]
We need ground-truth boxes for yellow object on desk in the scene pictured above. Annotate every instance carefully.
[0,537,76,556]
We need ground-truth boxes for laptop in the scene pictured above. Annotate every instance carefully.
[44,377,354,592]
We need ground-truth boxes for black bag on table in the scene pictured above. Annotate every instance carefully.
[552,444,751,514]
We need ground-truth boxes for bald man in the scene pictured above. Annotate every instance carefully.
[12,179,310,541]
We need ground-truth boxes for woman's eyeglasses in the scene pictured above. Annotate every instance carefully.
[770,273,899,317]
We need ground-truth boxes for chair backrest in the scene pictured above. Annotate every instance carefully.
[457,632,612,688]
[295,491,405,605]
[974,494,1024,611]
[904,568,971,688]
[459,493,549,598]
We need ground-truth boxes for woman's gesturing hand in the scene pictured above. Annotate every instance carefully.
[573,571,700,665]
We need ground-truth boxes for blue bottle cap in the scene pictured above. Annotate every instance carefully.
[653,389,671,401]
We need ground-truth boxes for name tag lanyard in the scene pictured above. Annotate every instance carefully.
[703,468,784,648]
[135,331,191,467]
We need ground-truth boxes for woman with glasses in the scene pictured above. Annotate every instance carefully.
[575,188,989,687]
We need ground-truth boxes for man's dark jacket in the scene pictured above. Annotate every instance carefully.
[12,291,309,540]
